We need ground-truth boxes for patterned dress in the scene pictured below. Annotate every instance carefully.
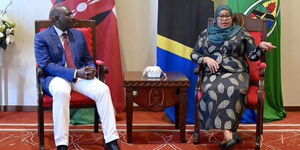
[190,28,262,131]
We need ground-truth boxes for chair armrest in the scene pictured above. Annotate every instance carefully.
[259,62,267,77]
[194,64,205,102]
[258,62,267,92]
[95,60,109,82]
[194,65,204,75]
[36,65,44,106]
[95,60,104,66]
[256,62,267,108]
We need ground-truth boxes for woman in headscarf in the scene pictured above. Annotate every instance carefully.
[190,5,275,150]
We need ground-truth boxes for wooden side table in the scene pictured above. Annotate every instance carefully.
[123,71,190,143]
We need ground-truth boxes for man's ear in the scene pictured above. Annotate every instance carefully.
[54,16,60,22]
[50,16,59,24]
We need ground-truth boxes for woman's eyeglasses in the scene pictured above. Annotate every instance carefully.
[217,15,232,20]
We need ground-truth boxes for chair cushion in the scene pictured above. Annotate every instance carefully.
[249,32,262,46]
[75,27,93,56]
[39,27,93,56]
[197,91,203,101]
[248,61,262,83]
[246,85,266,108]
[39,28,47,32]
[43,92,95,107]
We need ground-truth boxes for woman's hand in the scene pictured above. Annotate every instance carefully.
[258,41,276,51]
[203,57,219,73]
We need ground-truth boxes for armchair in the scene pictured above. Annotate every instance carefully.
[193,14,268,150]
[35,19,108,150]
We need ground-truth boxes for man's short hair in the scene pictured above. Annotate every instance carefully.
[49,5,66,23]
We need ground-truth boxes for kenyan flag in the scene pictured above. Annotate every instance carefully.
[51,0,125,124]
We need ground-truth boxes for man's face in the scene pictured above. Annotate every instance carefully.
[57,7,74,31]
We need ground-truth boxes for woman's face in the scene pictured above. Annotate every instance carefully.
[217,10,233,29]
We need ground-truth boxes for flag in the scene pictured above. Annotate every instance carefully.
[228,0,286,122]
[51,0,125,124]
[157,0,214,124]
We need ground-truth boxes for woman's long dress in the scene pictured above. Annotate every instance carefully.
[190,28,262,131]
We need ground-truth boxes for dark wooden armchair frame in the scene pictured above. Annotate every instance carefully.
[193,14,267,150]
[35,20,108,150]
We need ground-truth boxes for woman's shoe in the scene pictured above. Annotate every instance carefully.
[220,132,242,150]
[233,132,242,143]
[220,138,238,150]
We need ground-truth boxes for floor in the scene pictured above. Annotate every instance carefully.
[0,111,299,150]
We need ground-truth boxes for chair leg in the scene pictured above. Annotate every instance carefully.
[94,107,99,133]
[193,97,200,144]
[193,114,200,144]
[38,106,45,150]
[255,111,261,150]
[255,96,264,150]
[175,103,179,129]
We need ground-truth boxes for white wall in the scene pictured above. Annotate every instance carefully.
[0,0,51,106]
[281,0,300,106]
[0,0,299,106]
[116,0,158,71]
[0,0,158,106]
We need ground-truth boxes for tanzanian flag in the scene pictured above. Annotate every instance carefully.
[228,0,286,122]
[157,0,214,123]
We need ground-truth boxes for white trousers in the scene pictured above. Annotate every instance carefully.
[49,77,119,146]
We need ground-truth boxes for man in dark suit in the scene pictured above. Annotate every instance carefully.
[34,5,120,150]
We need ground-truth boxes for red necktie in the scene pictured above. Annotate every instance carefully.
[62,33,76,68]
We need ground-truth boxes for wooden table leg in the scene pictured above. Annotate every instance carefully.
[126,88,134,143]
[178,87,188,142]
[175,103,179,129]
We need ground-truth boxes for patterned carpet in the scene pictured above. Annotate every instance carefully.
[1,125,300,150]
[0,111,300,150]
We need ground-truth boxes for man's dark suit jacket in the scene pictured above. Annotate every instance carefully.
[34,26,95,95]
